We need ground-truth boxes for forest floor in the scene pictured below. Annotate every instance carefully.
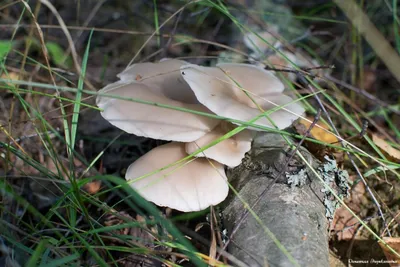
[1,0,400,266]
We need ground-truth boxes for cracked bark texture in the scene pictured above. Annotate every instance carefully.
[222,132,329,267]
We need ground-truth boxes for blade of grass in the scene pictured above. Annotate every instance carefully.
[69,29,93,160]
[39,253,80,267]
[0,179,79,253]
[26,239,48,267]
[51,211,109,267]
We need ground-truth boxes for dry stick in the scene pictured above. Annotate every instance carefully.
[299,75,391,237]
[39,0,80,76]
[208,207,218,265]
[6,129,58,145]
[210,208,229,265]
[161,6,184,59]
[0,0,21,11]
[142,38,253,63]
[216,109,323,260]
[326,75,400,116]
[334,0,400,84]
[195,17,225,65]
[262,65,332,78]
[62,0,107,62]
[39,0,95,91]
[73,0,107,44]
[0,24,157,36]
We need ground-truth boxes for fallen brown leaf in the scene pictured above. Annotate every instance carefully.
[372,134,400,161]
[1,72,20,86]
[299,117,338,144]
[294,117,340,160]
[331,176,367,241]
[83,180,102,194]
[379,237,400,266]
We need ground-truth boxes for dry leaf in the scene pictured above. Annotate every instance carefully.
[299,117,338,144]
[83,180,101,194]
[372,134,400,161]
[379,237,400,266]
[1,72,20,86]
[329,251,346,267]
[331,176,367,241]
[294,117,339,160]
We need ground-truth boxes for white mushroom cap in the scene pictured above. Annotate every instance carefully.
[185,122,253,167]
[117,59,198,104]
[97,59,220,141]
[126,142,229,212]
[96,81,219,142]
[180,63,305,130]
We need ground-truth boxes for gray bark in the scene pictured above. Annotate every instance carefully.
[222,133,329,267]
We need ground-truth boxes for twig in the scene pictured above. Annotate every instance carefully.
[264,65,333,76]
[195,17,225,65]
[39,0,95,91]
[39,0,81,77]
[8,129,58,144]
[161,6,184,58]
[73,0,107,44]
[326,75,400,116]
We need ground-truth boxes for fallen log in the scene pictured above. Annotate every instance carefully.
[222,132,330,267]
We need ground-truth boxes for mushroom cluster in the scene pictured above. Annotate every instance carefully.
[96,59,305,212]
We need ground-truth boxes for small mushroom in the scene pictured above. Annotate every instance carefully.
[126,142,229,212]
[185,121,253,167]
[180,63,305,130]
[244,29,281,59]
[96,59,219,142]
[244,31,325,81]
